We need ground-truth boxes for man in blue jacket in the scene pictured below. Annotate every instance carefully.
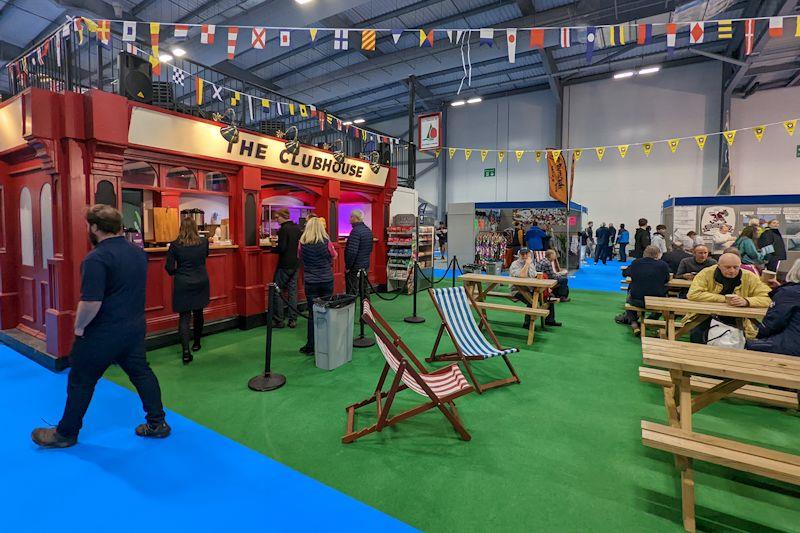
[525,221,547,251]
[616,223,630,261]
[345,209,373,295]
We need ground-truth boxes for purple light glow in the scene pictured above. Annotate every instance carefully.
[338,203,372,237]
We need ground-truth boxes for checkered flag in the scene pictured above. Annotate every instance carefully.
[172,67,186,86]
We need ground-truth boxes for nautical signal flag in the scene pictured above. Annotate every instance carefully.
[717,20,733,39]
[480,150,489,162]
[449,148,457,159]
[668,139,680,153]
[420,29,434,47]
[362,29,376,51]
[617,145,629,158]
[530,28,544,48]
[391,29,403,44]
[479,28,493,46]
[231,91,240,106]
[201,24,215,45]
[280,30,291,47]
[694,135,707,150]
[498,151,505,163]
[515,150,525,162]
[252,27,266,49]
[97,20,110,46]
[506,29,517,63]
[769,17,784,38]
[796,17,800,37]
[174,24,189,39]
[637,23,652,45]
[784,119,796,135]
[226,27,238,59]
[595,147,605,161]
[753,125,766,141]
[122,21,136,42]
[666,23,677,56]
[690,22,704,44]
[464,149,472,160]
[723,130,737,146]
[745,19,755,55]
[609,25,625,46]
[585,27,596,63]
[560,27,570,47]
[334,29,349,50]
[300,105,308,118]
[642,142,653,157]
[195,77,204,106]
[149,23,160,75]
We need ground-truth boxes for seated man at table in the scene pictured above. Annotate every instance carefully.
[661,241,691,274]
[676,244,717,280]
[509,247,560,328]
[619,245,670,336]
[536,249,570,302]
[686,252,772,343]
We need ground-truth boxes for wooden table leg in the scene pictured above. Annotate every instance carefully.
[681,467,696,532]
[666,311,676,341]
[674,370,696,532]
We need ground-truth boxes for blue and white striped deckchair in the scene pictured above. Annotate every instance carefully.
[428,286,520,394]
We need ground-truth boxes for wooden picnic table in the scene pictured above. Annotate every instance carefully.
[459,273,557,345]
[644,296,767,341]
[622,277,692,290]
[641,337,800,531]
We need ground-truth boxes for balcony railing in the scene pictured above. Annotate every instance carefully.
[5,20,409,177]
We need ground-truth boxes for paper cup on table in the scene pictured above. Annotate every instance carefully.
[761,270,776,282]
[724,294,736,305]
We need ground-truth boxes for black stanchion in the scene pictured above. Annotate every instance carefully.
[248,283,287,392]
[451,255,459,288]
[353,269,375,348]
[404,261,426,324]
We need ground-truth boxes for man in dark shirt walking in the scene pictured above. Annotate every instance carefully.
[33,205,168,448]
[345,209,373,295]
[272,208,302,329]
[594,223,610,265]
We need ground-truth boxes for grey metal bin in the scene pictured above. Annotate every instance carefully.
[313,294,357,371]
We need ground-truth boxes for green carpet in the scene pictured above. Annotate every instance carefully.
[106,288,799,532]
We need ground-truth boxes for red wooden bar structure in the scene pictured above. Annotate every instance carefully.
[0,88,397,368]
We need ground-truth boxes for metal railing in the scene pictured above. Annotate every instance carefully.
[5,21,406,164]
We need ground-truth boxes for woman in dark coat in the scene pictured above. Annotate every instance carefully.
[166,217,210,364]
[758,219,787,271]
[746,260,800,356]
[298,216,337,355]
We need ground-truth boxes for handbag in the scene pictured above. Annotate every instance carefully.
[706,317,745,349]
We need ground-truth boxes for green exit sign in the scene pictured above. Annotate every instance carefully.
[796,145,800,158]
[484,168,496,178]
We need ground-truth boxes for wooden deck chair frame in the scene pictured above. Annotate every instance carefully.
[427,287,521,394]
[342,302,474,444]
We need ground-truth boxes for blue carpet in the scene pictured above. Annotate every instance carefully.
[0,346,412,532]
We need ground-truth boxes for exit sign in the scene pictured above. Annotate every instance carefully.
[796,145,800,158]
[484,168,496,178]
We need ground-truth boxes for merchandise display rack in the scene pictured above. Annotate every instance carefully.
[387,224,434,293]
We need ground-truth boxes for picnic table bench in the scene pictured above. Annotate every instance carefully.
[644,296,767,341]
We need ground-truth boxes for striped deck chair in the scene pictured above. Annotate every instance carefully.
[342,300,474,444]
[428,286,520,394]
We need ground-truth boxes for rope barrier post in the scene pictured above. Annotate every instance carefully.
[451,255,458,288]
[248,283,287,392]
[404,261,426,324]
[353,269,375,348]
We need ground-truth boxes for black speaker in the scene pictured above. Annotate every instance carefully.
[378,142,391,165]
[118,52,153,103]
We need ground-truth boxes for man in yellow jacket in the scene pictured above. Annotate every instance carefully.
[686,252,772,342]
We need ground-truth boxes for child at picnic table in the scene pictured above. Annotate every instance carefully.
[685,252,772,343]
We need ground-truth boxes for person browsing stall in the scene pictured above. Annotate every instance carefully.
[616,223,630,262]
[166,217,210,364]
[745,260,800,356]
[32,205,168,448]
[509,248,561,328]
[619,245,670,336]
[525,221,547,251]
[676,244,717,280]
[685,252,772,343]
[272,208,302,330]
[344,209,373,295]
[758,219,787,272]
[299,217,337,355]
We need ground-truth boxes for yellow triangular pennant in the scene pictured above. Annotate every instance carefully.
[723,130,737,146]
[573,149,582,162]
[642,142,653,157]
[668,138,680,153]
[753,126,765,142]
[595,147,606,161]
[289,103,296,115]
[617,145,629,158]
[515,150,525,162]
[480,149,489,162]
[464,149,472,160]
[694,135,707,150]
[309,28,318,41]
[784,119,796,136]
[549,149,562,161]
[448,148,457,159]
[535,150,542,163]
[497,151,505,163]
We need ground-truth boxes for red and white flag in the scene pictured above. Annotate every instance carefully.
[666,23,677,50]
[280,30,291,47]
[745,19,755,55]
[506,29,517,63]
[560,27,570,48]
[252,27,266,49]
[769,17,783,38]
[174,24,189,39]
[201,24,215,45]
[689,22,704,44]
[227,26,238,59]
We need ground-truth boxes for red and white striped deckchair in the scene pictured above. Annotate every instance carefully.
[342,300,474,444]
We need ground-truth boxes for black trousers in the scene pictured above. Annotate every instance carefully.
[178,309,204,352]
[273,267,298,322]
[594,244,608,264]
[345,269,361,296]
[57,330,165,438]
[304,281,334,348]
[618,244,628,262]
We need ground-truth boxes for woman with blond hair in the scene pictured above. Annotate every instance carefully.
[166,217,209,364]
[298,216,337,354]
